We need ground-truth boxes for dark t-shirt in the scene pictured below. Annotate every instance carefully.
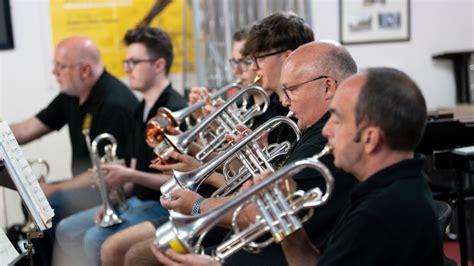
[249,92,297,144]
[36,70,139,175]
[318,157,444,266]
[131,84,187,201]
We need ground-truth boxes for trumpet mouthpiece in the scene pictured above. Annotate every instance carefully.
[252,75,262,85]
[315,144,332,159]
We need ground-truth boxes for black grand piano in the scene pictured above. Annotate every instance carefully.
[417,106,474,266]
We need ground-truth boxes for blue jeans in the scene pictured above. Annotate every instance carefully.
[55,197,168,266]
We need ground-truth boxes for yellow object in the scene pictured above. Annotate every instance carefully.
[169,239,188,254]
[50,0,194,78]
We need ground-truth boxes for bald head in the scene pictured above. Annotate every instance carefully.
[283,41,357,83]
[53,36,104,100]
[56,36,101,66]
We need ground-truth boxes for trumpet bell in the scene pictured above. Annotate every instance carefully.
[145,108,179,147]
[100,208,123,227]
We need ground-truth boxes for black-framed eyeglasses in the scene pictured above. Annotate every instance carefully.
[251,49,287,69]
[280,75,332,101]
[122,58,157,69]
[229,58,253,71]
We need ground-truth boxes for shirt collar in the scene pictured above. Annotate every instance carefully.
[81,69,109,108]
[350,155,426,200]
[138,83,174,122]
[303,111,330,135]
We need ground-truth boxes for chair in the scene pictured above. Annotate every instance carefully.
[434,200,459,266]
[434,200,452,234]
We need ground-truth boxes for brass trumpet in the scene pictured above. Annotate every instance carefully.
[153,85,269,165]
[160,115,301,199]
[83,131,127,227]
[145,81,242,148]
[154,145,334,262]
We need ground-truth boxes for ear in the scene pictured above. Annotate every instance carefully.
[363,127,382,154]
[153,58,167,74]
[323,78,337,100]
[80,63,92,79]
[280,50,293,61]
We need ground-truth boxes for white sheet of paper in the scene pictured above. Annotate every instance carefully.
[0,228,19,266]
[0,121,54,230]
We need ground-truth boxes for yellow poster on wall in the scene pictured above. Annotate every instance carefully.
[50,0,194,78]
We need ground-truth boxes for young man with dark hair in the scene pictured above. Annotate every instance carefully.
[54,27,187,266]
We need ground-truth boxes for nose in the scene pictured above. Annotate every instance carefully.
[281,95,290,107]
[52,66,59,76]
[322,120,332,139]
[233,66,242,76]
[123,64,131,74]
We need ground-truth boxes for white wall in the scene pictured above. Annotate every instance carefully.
[0,0,68,228]
[312,0,474,109]
[0,0,473,228]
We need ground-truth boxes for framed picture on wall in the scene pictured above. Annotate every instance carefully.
[340,0,410,45]
[0,0,14,49]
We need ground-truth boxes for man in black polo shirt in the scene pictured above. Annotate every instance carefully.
[11,36,138,212]
[280,67,444,266]
[54,27,187,266]
[10,36,138,265]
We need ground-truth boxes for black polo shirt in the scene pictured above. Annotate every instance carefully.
[36,70,139,175]
[131,83,187,201]
[249,92,297,145]
[224,112,357,266]
[318,157,444,266]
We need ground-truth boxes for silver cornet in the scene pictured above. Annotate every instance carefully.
[145,81,242,148]
[154,145,334,262]
[153,85,270,165]
[83,131,127,227]
[160,115,301,199]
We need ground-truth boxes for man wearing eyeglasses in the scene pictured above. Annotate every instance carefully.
[228,27,257,90]
[54,27,187,266]
[10,36,139,265]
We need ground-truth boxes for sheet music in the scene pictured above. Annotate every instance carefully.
[0,228,19,266]
[0,121,54,230]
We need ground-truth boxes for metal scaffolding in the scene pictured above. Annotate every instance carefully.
[185,0,312,89]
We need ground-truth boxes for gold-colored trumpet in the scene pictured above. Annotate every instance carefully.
[83,130,127,227]
[154,145,334,262]
[152,85,270,165]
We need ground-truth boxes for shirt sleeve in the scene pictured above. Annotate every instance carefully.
[36,94,68,131]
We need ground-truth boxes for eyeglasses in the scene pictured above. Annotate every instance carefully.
[279,75,331,101]
[122,58,157,69]
[229,58,253,71]
[53,62,82,71]
[251,49,287,69]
